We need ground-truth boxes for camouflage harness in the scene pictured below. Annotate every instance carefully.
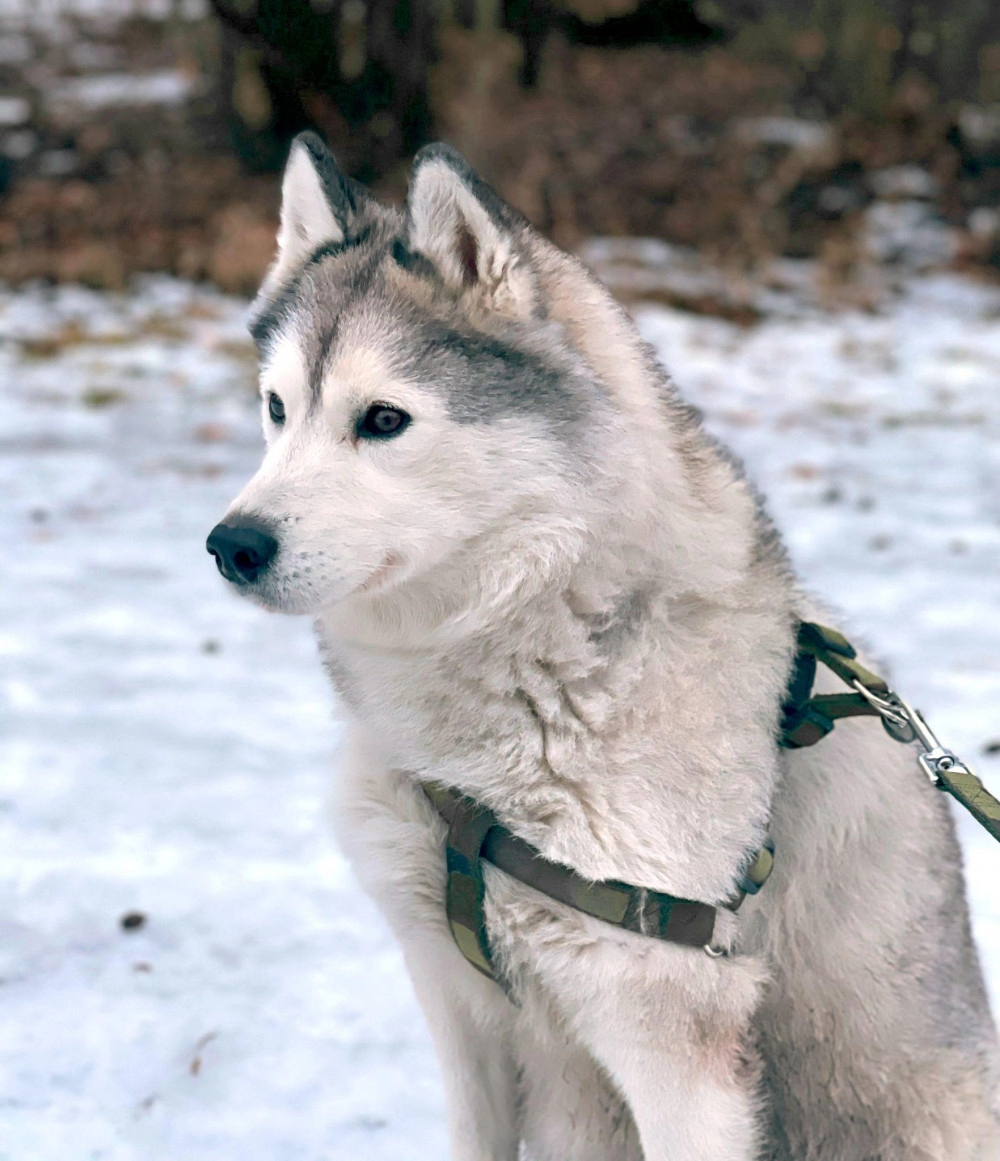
[423,621,1000,981]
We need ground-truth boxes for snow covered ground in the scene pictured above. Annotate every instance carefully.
[1,266,998,1159]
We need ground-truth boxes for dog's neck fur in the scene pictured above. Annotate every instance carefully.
[315,251,797,899]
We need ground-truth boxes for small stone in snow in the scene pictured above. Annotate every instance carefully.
[82,387,122,409]
[120,911,146,931]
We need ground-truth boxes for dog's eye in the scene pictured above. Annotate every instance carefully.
[268,393,285,425]
[359,404,410,440]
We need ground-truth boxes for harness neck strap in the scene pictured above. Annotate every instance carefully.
[780,621,889,748]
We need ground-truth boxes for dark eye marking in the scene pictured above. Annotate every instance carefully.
[358,404,411,440]
[268,393,286,425]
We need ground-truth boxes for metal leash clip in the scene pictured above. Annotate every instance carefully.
[894,695,976,788]
[851,680,972,787]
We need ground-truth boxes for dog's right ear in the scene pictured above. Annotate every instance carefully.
[405,143,538,317]
[271,132,357,284]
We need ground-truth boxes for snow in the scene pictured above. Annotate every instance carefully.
[870,164,939,201]
[0,96,30,126]
[959,105,1000,149]
[0,0,206,29]
[732,116,833,153]
[863,200,959,269]
[2,268,999,1158]
[47,71,198,112]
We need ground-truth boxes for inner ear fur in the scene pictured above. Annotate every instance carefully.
[406,143,538,316]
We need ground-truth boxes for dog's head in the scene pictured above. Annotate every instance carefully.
[207,134,752,633]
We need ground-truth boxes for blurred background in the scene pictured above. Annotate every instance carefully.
[2,0,1000,291]
[2,3,1000,1159]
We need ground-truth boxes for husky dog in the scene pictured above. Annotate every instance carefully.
[207,131,1000,1160]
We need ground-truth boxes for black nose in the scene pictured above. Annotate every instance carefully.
[206,522,278,585]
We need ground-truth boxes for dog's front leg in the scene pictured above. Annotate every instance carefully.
[532,930,765,1161]
[334,747,520,1161]
[400,933,521,1161]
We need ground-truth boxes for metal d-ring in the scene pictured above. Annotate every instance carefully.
[851,679,917,742]
[850,678,907,724]
[704,943,727,958]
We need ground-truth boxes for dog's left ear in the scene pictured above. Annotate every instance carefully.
[406,144,537,316]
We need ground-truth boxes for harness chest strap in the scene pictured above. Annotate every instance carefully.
[422,780,774,979]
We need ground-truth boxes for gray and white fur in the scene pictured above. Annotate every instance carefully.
[209,131,1000,1160]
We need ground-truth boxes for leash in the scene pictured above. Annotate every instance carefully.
[781,622,1000,842]
[423,621,1000,982]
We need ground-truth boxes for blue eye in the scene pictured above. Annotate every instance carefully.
[268,393,285,425]
[358,404,410,439]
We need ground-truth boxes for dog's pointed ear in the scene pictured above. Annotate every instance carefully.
[406,144,537,315]
[273,132,356,280]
